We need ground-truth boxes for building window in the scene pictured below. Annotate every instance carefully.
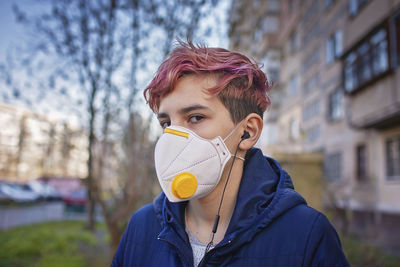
[267,0,280,12]
[371,29,389,74]
[289,74,300,96]
[324,152,342,181]
[303,23,319,47]
[289,31,298,54]
[395,14,400,67]
[289,0,295,13]
[303,46,320,72]
[305,124,320,142]
[328,88,344,121]
[326,30,343,64]
[267,68,279,83]
[289,118,299,140]
[260,16,279,34]
[303,100,321,121]
[254,28,263,43]
[349,0,370,16]
[253,0,262,9]
[325,0,336,9]
[344,27,389,93]
[386,136,400,180]
[356,144,367,181]
[261,50,280,83]
[303,72,320,95]
[302,0,319,26]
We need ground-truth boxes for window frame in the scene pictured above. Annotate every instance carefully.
[289,31,297,54]
[349,0,370,18]
[305,124,320,143]
[267,0,280,13]
[303,99,321,122]
[326,29,343,64]
[386,135,400,181]
[325,0,336,10]
[390,10,400,69]
[355,144,367,182]
[324,151,342,181]
[342,23,392,94]
[288,74,300,96]
[327,88,344,122]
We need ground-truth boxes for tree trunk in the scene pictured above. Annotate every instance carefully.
[85,96,97,230]
[108,220,124,256]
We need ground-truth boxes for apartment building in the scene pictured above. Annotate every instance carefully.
[229,0,400,250]
[0,103,88,181]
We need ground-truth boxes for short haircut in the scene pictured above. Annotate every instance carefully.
[144,41,272,123]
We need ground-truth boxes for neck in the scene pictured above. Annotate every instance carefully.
[186,157,244,244]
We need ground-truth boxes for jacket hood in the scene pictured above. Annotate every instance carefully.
[153,147,306,254]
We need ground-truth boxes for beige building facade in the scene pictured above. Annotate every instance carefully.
[0,103,88,182]
[229,0,400,251]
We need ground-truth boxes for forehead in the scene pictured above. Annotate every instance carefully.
[158,74,225,114]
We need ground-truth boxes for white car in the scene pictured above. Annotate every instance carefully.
[0,182,40,203]
[27,180,61,201]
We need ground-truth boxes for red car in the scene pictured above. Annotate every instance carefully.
[62,188,87,212]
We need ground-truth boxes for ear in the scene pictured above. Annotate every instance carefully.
[239,113,263,151]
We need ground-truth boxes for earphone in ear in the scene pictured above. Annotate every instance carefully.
[241,131,250,140]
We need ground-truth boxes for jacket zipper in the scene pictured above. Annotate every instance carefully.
[198,239,233,267]
[158,236,193,267]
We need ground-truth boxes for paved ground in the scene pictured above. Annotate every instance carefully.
[0,202,96,229]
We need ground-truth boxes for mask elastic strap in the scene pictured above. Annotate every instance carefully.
[223,122,243,142]
[225,123,245,161]
[233,154,245,161]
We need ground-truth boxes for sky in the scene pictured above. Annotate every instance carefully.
[0,1,20,62]
[0,0,45,62]
[0,0,230,68]
[0,0,231,131]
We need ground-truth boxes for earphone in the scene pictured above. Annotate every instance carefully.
[241,131,250,140]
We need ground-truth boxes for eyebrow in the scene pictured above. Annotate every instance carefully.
[157,104,211,119]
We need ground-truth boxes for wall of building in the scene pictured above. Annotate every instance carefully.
[273,152,324,212]
[228,0,400,252]
[0,103,88,181]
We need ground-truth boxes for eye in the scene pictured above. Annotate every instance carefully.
[159,120,170,129]
[189,115,204,123]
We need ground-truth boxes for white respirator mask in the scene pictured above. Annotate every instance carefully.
[154,124,244,202]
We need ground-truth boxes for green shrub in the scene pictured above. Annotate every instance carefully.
[0,221,108,267]
[341,234,400,267]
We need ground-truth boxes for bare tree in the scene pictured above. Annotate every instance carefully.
[95,112,157,251]
[4,0,217,252]
[16,115,28,178]
[322,178,353,235]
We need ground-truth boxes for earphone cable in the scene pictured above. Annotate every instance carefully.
[203,138,244,256]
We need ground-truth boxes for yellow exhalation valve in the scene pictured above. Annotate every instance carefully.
[171,172,198,199]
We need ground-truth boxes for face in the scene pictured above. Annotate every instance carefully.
[157,74,238,146]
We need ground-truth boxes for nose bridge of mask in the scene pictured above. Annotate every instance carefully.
[164,127,189,138]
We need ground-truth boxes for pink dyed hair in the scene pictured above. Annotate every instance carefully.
[144,41,271,121]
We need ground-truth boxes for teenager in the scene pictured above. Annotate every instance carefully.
[112,41,349,267]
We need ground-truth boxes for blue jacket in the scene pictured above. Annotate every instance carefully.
[112,148,349,266]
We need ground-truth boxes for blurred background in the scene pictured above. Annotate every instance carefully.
[0,0,399,266]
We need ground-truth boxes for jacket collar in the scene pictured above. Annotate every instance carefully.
[153,147,306,256]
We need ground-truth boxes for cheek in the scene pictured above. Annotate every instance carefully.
[195,120,234,140]
[191,125,219,140]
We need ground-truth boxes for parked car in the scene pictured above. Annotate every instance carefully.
[26,180,62,201]
[0,182,40,203]
[62,188,87,212]
[0,189,12,204]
